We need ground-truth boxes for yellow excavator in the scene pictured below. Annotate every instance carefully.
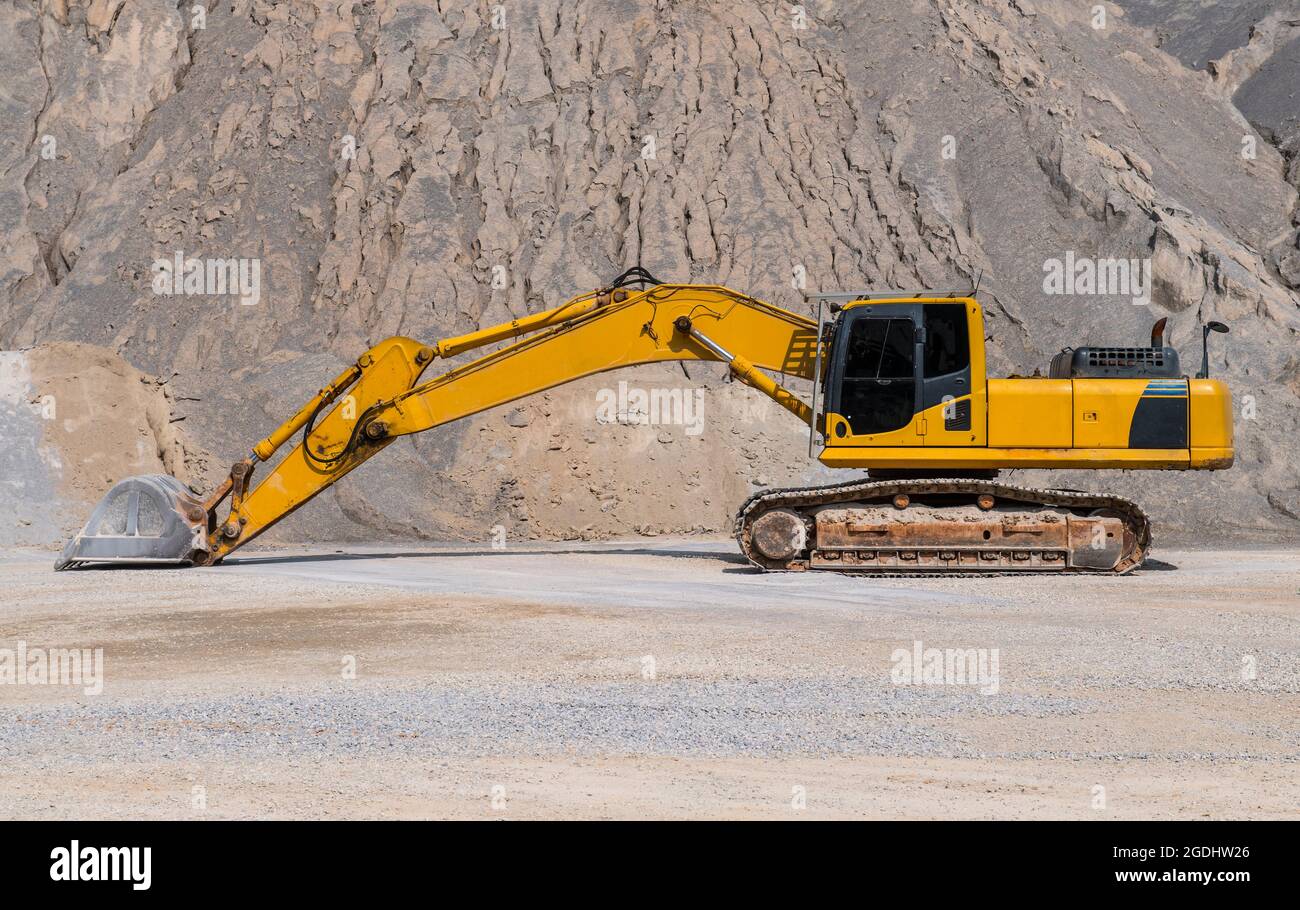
[56,268,1234,574]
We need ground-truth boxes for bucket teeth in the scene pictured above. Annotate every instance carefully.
[55,475,210,570]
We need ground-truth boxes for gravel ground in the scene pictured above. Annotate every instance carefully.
[0,541,1297,819]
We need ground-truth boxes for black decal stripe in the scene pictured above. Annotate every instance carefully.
[1128,396,1188,448]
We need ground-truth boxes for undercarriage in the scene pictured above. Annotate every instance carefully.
[735,477,1150,575]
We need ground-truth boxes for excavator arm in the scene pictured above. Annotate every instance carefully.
[198,278,819,564]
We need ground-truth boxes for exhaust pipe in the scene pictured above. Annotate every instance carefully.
[1149,317,1168,349]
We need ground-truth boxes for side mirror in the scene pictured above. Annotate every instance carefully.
[1196,321,1230,379]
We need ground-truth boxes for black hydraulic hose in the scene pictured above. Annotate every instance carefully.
[300,394,351,467]
[607,265,664,290]
[300,395,387,470]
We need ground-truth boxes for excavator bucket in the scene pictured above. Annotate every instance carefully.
[54,475,211,571]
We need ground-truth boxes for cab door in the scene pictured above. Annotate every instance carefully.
[822,305,925,447]
[918,301,986,446]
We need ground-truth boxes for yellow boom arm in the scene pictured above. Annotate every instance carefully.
[201,283,819,563]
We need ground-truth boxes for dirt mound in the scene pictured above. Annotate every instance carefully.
[0,342,213,546]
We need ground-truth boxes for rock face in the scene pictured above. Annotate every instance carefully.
[1115,0,1293,70]
[1,0,1297,546]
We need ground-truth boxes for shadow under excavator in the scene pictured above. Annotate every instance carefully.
[223,546,753,567]
[59,549,1179,573]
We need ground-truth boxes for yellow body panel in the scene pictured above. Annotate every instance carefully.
[825,397,984,447]
[823,411,923,446]
[1072,379,1145,448]
[1190,379,1234,467]
[988,379,1073,447]
[917,396,982,446]
[821,373,1233,470]
[1191,447,1234,469]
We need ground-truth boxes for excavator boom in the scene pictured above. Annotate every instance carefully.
[57,276,819,568]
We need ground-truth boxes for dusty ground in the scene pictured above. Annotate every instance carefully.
[0,540,1297,820]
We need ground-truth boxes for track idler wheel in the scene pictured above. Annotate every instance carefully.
[748,509,807,563]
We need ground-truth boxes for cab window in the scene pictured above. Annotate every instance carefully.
[923,304,969,377]
[845,318,914,378]
[838,317,916,436]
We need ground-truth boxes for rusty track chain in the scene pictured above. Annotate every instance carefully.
[733,477,1151,576]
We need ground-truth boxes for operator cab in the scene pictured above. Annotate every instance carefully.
[816,300,1225,458]
[820,296,985,447]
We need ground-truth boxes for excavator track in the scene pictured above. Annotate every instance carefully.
[734,478,1151,576]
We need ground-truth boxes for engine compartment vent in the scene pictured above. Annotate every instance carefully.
[1049,346,1182,379]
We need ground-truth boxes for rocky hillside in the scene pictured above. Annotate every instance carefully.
[2,0,1298,547]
